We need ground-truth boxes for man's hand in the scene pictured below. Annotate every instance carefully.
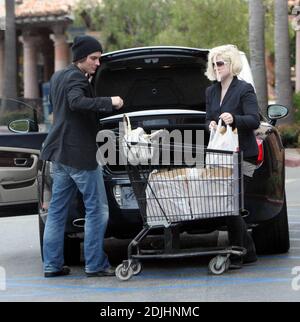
[111,96,124,110]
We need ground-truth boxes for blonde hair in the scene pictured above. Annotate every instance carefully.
[205,44,242,81]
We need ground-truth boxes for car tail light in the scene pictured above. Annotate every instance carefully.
[256,138,264,166]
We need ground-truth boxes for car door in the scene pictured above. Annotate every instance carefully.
[0,98,48,216]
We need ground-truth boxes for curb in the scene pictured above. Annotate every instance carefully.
[285,149,300,167]
[285,157,300,167]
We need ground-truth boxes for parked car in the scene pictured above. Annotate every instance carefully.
[0,98,47,216]
[4,46,289,262]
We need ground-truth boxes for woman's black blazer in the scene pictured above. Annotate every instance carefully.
[205,76,260,158]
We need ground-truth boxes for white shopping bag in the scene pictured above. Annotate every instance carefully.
[121,114,163,164]
[146,168,191,225]
[206,119,239,167]
[187,167,237,218]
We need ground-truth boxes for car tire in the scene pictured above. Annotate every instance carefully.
[38,214,81,265]
[252,194,290,254]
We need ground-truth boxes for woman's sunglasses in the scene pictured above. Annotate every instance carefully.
[212,61,227,68]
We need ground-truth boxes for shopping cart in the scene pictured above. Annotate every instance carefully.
[115,139,246,280]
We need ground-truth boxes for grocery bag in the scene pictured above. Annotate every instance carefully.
[206,119,239,167]
[121,114,163,164]
[187,167,237,218]
[146,168,191,225]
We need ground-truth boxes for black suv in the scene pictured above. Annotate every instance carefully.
[7,46,289,262]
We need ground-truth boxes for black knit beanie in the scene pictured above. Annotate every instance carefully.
[71,35,103,62]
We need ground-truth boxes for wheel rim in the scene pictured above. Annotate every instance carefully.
[116,264,133,281]
[209,257,226,275]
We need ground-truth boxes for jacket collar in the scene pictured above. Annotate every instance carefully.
[68,63,85,74]
[67,64,95,96]
[216,76,238,107]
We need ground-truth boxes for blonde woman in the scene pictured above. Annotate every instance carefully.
[205,44,260,268]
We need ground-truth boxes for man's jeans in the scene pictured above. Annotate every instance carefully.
[43,162,110,273]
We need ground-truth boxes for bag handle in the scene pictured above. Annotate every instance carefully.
[208,119,228,147]
[123,114,131,136]
[216,118,228,134]
[216,118,223,130]
[216,118,236,135]
[146,129,164,139]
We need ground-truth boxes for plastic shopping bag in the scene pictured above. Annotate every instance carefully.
[187,167,237,218]
[206,119,239,167]
[146,168,191,225]
[121,114,163,164]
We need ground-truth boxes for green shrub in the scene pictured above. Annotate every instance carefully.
[278,123,300,148]
[293,92,300,124]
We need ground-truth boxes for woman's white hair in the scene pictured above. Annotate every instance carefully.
[205,44,242,81]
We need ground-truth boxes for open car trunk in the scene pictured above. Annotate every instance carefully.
[92,47,211,113]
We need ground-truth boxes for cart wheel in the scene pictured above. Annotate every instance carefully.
[130,261,142,275]
[208,256,228,275]
[115,264,134,281]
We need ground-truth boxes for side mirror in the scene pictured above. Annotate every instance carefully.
[8,119,39,133]
[267,104,288,125]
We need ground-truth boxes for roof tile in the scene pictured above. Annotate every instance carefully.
[15,0,76,18]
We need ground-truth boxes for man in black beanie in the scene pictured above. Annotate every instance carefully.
[40,35,123,278]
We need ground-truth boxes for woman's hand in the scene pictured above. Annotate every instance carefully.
[209,120,217,131]
[220,112,234,125]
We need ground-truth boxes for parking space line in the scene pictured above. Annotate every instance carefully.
[0,275,293,300]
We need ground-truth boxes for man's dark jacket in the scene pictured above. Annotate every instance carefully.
[40,64,113,170]
[205,76,260,158]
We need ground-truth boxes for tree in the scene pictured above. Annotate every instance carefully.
[74,0,250,53]
[74,0,173,52]
[248,0,268,115]
[155,0,249,53]
[274,0,293,123]
[3,0,17,99]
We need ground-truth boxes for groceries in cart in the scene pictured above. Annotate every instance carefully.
[146,168,191,226]
[146,164,239,227]
[121,114,164,164]
[145,121,240,225]
[120,115,242,225]
[117,130,244,280]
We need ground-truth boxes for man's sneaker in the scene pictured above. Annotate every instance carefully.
[86,266,115,277]
[44,266,71,278]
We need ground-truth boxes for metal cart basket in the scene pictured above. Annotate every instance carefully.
[115,139,246,280]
